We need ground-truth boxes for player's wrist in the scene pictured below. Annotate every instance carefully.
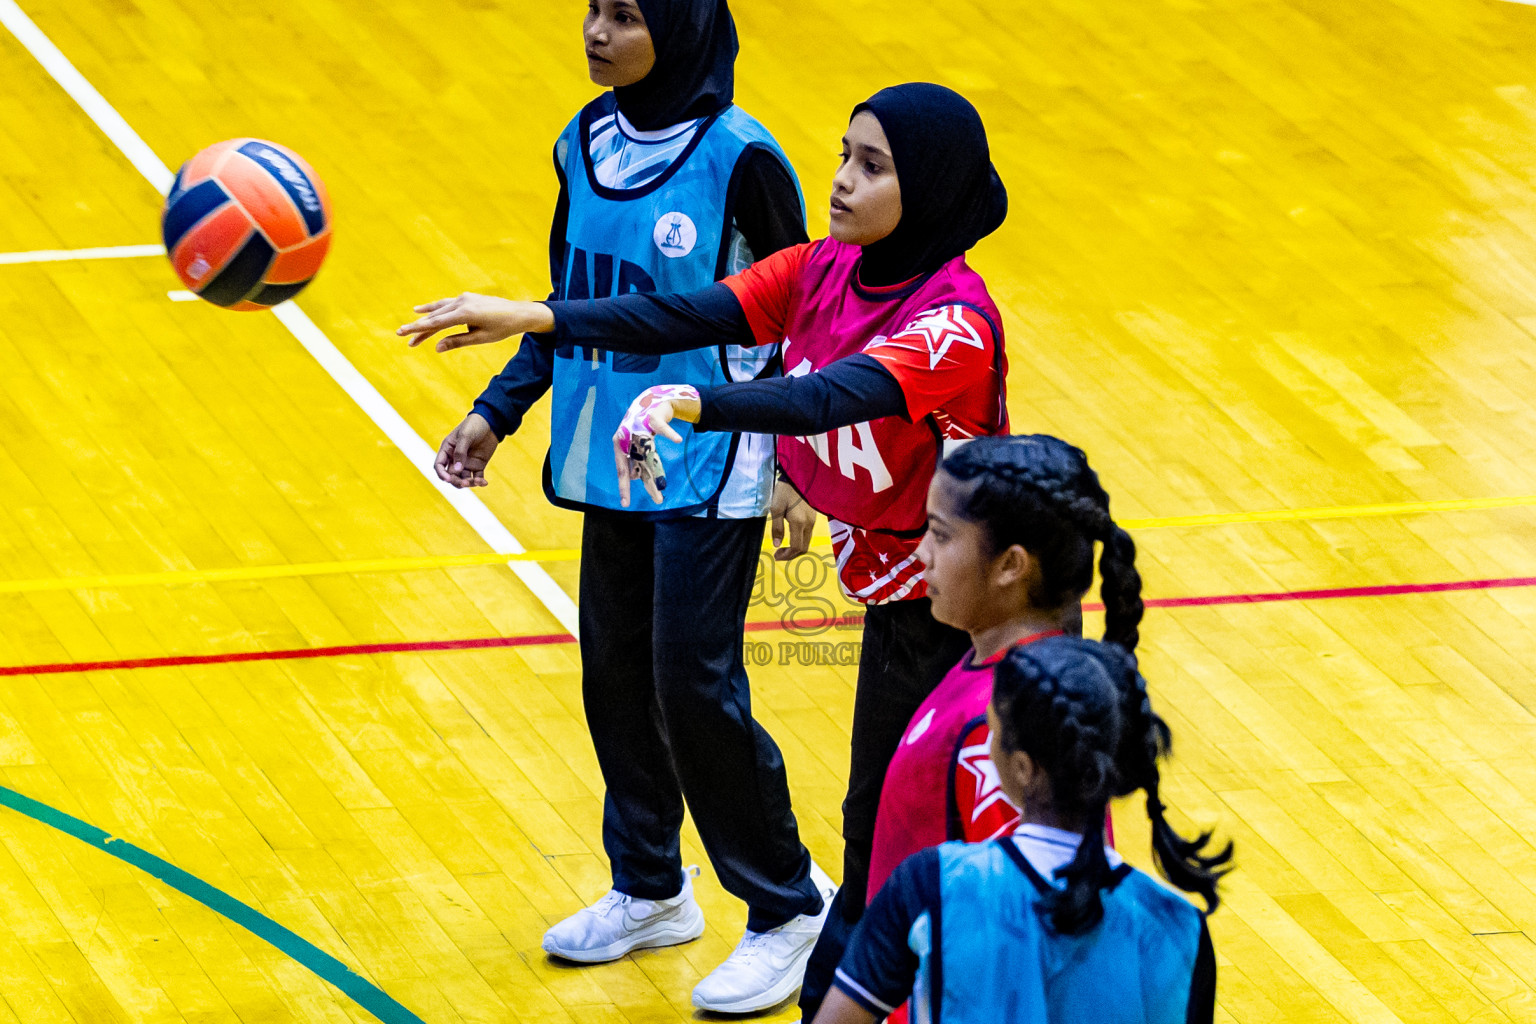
[469,404,512,440]
[670,393,702,424]
[522,301,556,334]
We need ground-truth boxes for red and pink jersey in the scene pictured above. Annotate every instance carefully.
[723,239,1008,604]
[866,631,1063,902]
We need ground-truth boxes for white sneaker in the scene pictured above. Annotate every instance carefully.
[691,868,838,1013]
[542,868,705,964]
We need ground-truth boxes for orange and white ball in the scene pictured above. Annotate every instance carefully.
[161,139,332,310]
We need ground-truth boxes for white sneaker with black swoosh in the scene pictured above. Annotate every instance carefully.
[542,868,705,964]
[691,866,838,1013]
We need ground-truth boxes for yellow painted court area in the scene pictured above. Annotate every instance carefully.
[4,0,1536,1021]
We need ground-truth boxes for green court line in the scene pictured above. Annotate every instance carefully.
[0,784,426,1024]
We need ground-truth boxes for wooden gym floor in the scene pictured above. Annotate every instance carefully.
[4,0,1536,1019]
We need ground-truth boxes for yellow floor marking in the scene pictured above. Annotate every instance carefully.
[0,551,582,595]
[1119,494,1536,530]
[3,493,1531,596]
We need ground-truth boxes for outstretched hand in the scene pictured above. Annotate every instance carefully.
[397,293,555,351]
[611,385,701,507]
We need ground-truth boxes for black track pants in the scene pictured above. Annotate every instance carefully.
[579,513,822,932]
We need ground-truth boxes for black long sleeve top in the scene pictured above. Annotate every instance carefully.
[472,147,808,438]
[541,282,910,434]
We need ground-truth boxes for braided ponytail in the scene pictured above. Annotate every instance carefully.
[1092,643,1232,913]
[993,638,1124,935]
[941,435,1144,652]
[1099,526,1144,651]
[1051,800,1114,933]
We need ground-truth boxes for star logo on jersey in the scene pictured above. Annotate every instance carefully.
[957,735,1020,838]
[870,305,986,370]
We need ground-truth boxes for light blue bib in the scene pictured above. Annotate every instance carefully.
[911,841,1203,1024]
[545,97,799,516]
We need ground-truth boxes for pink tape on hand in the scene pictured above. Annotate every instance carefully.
[616,384,699,450]
[616,384,698,502]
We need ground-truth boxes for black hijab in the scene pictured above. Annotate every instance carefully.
[615,0,738,132]
[852,83,1008,286]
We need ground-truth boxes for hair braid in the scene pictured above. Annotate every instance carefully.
[1099,526,1144,651]
[1089,643,1233,914]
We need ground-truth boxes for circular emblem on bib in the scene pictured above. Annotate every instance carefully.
[653,212,698,258]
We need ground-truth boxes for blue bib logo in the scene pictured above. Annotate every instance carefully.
[654,212,697,258]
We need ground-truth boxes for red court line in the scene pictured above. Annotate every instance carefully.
[0,634,575,678]
[5,575,1535,678]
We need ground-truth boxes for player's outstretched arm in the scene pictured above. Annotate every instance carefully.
[398,293,555,351]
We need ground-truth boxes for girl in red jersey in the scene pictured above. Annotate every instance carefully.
[866,434,1141,896]
[400,82,1013,1012]
[854,433,1143,1023]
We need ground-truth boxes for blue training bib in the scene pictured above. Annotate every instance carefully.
[913,840,1204,1024]
[545,97,800,516]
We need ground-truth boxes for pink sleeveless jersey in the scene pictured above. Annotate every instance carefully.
[774,240,1006,534]
[867,631,1062,902]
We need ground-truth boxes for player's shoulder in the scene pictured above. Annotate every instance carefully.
[932,252,993,290]
[918,302,996,337]
[741,240,820,284]
[926,255,1001,325]
[886,845,946,903]
[567,92,615,137]
[882,304,997,362]
[1115,868,1207,936]
[580,91,617,119]
[555,93,613,167]
[713,103,780,144]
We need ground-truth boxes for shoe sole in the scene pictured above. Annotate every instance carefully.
[543,905,705,964]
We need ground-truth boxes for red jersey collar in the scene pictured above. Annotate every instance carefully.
[974,628,1065,667]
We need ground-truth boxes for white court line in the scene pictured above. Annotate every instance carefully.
[0,243,165,264]
[0,0,579,637]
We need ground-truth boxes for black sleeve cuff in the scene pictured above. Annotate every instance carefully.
[470,401,514,441]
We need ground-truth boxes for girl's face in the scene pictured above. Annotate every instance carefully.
[830,111,903,245]
[584,0,656,88]
[916,471,1032,631]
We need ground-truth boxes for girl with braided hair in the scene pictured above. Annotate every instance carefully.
[817,635,1230,1024]
[804,432,1140,1020]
